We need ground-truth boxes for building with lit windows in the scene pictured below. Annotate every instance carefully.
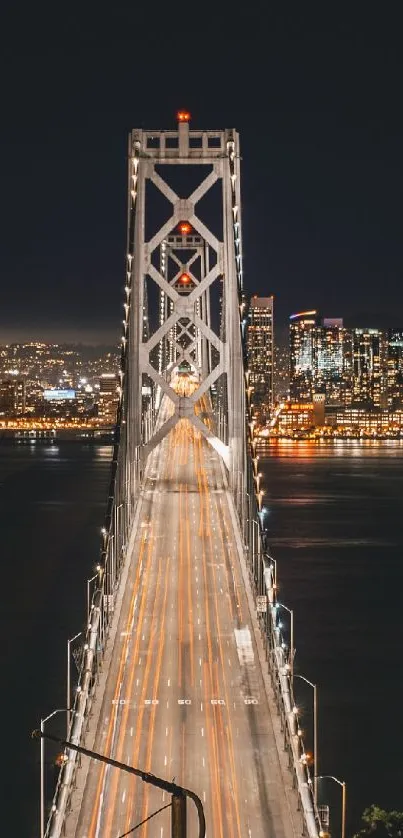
[325,406,403,436]
[0,377,26,416]
[96,374,119,425]
[276,401,314,434]
[247,295,274,418]
[351,328,386,408]
[315,318,352,404]
[387,329,403,407]
[289,315,389,409]
[289,310,317,400]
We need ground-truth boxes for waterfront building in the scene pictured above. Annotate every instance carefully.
[289,310,317,400]
[247,295,274,417]
[315,318,352,404]
[275,401,314,434]
[0,376,26,416]
[273,344,289,401]
[351,328,386,408]
[387,328,403,407]
[96,373,119,425]
[289,316,389,409]
[325,406,403,435]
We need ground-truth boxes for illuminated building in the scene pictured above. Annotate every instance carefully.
[0,377,26,416]
[275,401,314,434]
[289,310,317,400]
[273,344,289,400]
[96,374,119,425]
[352,328,386,407]
[247,295,274,416]
[325,406,403,436]
[387,329,403,407]
[314,318,352,404]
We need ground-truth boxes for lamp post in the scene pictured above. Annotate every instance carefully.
[257,489,264,512]
[34,729,205,838]
[87,563,103,621]
[244,491,251,540]
[276,602,294,682]
[294,674,318,805]
[250,518,261,587]
[40,709,69,838]
[67,631,82,737]
[265,554,277,592]
[317,775,346,838]
[87,573,97,620]
[236,469,244,516]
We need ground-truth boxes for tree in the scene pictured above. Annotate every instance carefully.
[354,805,403,838]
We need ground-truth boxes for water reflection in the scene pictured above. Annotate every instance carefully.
[259,441,403,827]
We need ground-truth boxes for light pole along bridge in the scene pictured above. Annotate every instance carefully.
[41,115,323,838]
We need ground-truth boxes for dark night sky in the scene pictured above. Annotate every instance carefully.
[0,5,402,344]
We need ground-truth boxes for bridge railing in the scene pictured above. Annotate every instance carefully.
[239,454,322,838]
[43,414,140,836]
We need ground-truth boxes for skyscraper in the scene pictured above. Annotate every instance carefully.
[247,295,274,417]
[387,329,403,407]
[315,318,351,404]
[289,310,317,400]
[0,376,26,416]
[352,328,386,407]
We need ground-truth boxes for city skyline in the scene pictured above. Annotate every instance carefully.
[1,302,401,349]
[1,9,402,837]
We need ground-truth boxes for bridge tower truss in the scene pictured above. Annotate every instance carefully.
[123,114,247,496]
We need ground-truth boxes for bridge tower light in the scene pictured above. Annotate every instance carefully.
[178,221,192,235]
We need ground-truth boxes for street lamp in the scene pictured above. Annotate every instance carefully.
[257,489,264,511]
[87,573,97,619]
[34,729,206,838]
[276,602,294,681]
[67,631,82,737]
[294,674,318,805]
[40,708,69,838]
[265,554,277,592]
[87,564,103,620]
[317,775,346,838]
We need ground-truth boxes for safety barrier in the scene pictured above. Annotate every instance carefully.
[242,495,322,838]
[43,427,136,836]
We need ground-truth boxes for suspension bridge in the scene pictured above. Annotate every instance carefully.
[39,115,323,838]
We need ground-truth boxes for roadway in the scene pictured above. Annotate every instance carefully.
[73,387,295,838]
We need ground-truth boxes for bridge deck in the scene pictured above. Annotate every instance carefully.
[73,414,295,838]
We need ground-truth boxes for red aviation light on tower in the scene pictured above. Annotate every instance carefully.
[177,110,191,123]
[179,272,191,285]
[178,222,192,235]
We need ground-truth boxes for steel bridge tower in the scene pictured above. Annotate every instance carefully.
[40,117,323,838]
[123,112,246,502]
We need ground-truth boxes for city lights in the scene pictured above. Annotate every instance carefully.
[0,343,121,434]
